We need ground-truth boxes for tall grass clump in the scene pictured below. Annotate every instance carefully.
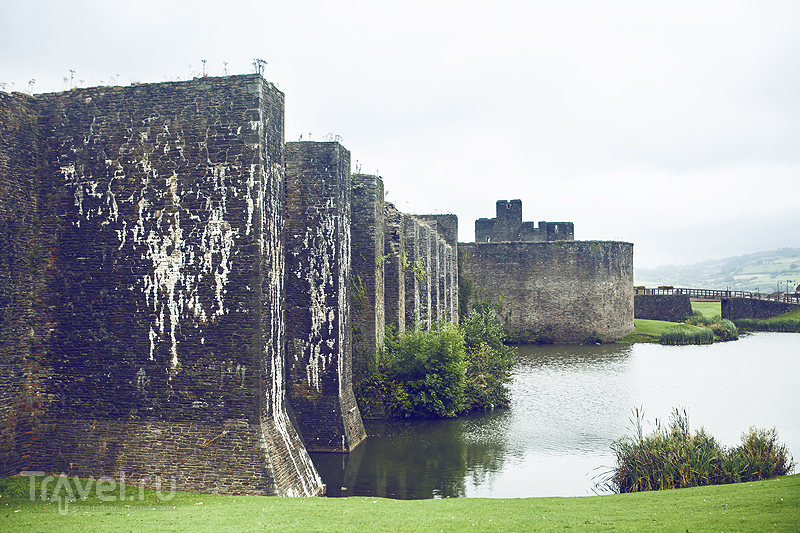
[659,326,714,345]
[602,408,795,494]
[709,318,739,341]
[686,312,718,326]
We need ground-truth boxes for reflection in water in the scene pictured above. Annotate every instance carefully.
[312,333,800,499]
[311,414,510,498]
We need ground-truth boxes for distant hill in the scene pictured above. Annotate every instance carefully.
[635,248,800,292]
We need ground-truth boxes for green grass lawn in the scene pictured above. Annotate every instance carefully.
[619,319,706,343]
[1,474,797,532]
[691,301,721,316]
[620,302,723,343]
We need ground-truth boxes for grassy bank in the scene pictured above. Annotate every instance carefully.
[734,309,800,333]
[619,302,735,344]
[618,319,708,343]
[1,474,797,532]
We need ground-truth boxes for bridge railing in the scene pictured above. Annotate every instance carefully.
[634,286,800,304]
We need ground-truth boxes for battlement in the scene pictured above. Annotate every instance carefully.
[475,199,574,242]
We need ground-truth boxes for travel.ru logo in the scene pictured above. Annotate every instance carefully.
[20,470,177,516]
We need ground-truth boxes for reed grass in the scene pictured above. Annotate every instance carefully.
[659,325,714,345]
[601,408,795,494]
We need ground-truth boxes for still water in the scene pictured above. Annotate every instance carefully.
[310,332,800,499]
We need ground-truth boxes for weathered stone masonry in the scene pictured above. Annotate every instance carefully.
[350,174,386,377]
[634,294,692,323]
[349,176,459,382]
[0,76,323,496]
[2,76,636,494]
[461,241,634,343]
[283,141,365,452]
[0,92,45,479]
[721,297,800,320]
[1,76,463,494]
[462,201,631,343]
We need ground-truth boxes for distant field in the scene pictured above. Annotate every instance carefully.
[636,248,800,291]
[691,301,721,316]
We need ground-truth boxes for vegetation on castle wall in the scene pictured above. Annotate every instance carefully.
[460,307,514,410]
[354,305,515,419]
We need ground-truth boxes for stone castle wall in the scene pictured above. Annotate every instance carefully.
[634,294,693,323]
[349,179,458,382]
[2,74,636,493]
[460,241,634,343]
[284,141,365,452]
[0,92,46,477]
[722,297,800,320]
[0,76,323,496]
[350,174,386,377]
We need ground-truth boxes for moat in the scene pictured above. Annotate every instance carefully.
[310,332,800,498]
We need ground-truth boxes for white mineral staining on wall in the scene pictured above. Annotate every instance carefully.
[62,120,254,374]
[295,211,338,392]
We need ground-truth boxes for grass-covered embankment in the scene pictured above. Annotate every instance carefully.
[734,309,800,333]
[691,301,721,317]
[1,473,798,532]
[619,301,737,345]
[619,320,712,344]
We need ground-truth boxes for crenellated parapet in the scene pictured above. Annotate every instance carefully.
[476,199,573,242]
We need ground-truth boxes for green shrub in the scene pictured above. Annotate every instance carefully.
[709,318,739,341]
[681,315,739,342]
[384,322,466,418]
[686,313,719,326]
[354,302,515,418]
[602,408,795,494]
[460,306,515,411]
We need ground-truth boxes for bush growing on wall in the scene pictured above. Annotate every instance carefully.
[460,307,515,410]
[383,322,466,418]
[354,306,516,418]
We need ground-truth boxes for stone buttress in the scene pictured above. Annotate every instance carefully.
[284,141,366,452]
[0,76,324,496]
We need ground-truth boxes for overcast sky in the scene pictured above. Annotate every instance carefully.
[2,0,798,268]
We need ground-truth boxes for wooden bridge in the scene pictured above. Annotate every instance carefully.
[634,286,800,304]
